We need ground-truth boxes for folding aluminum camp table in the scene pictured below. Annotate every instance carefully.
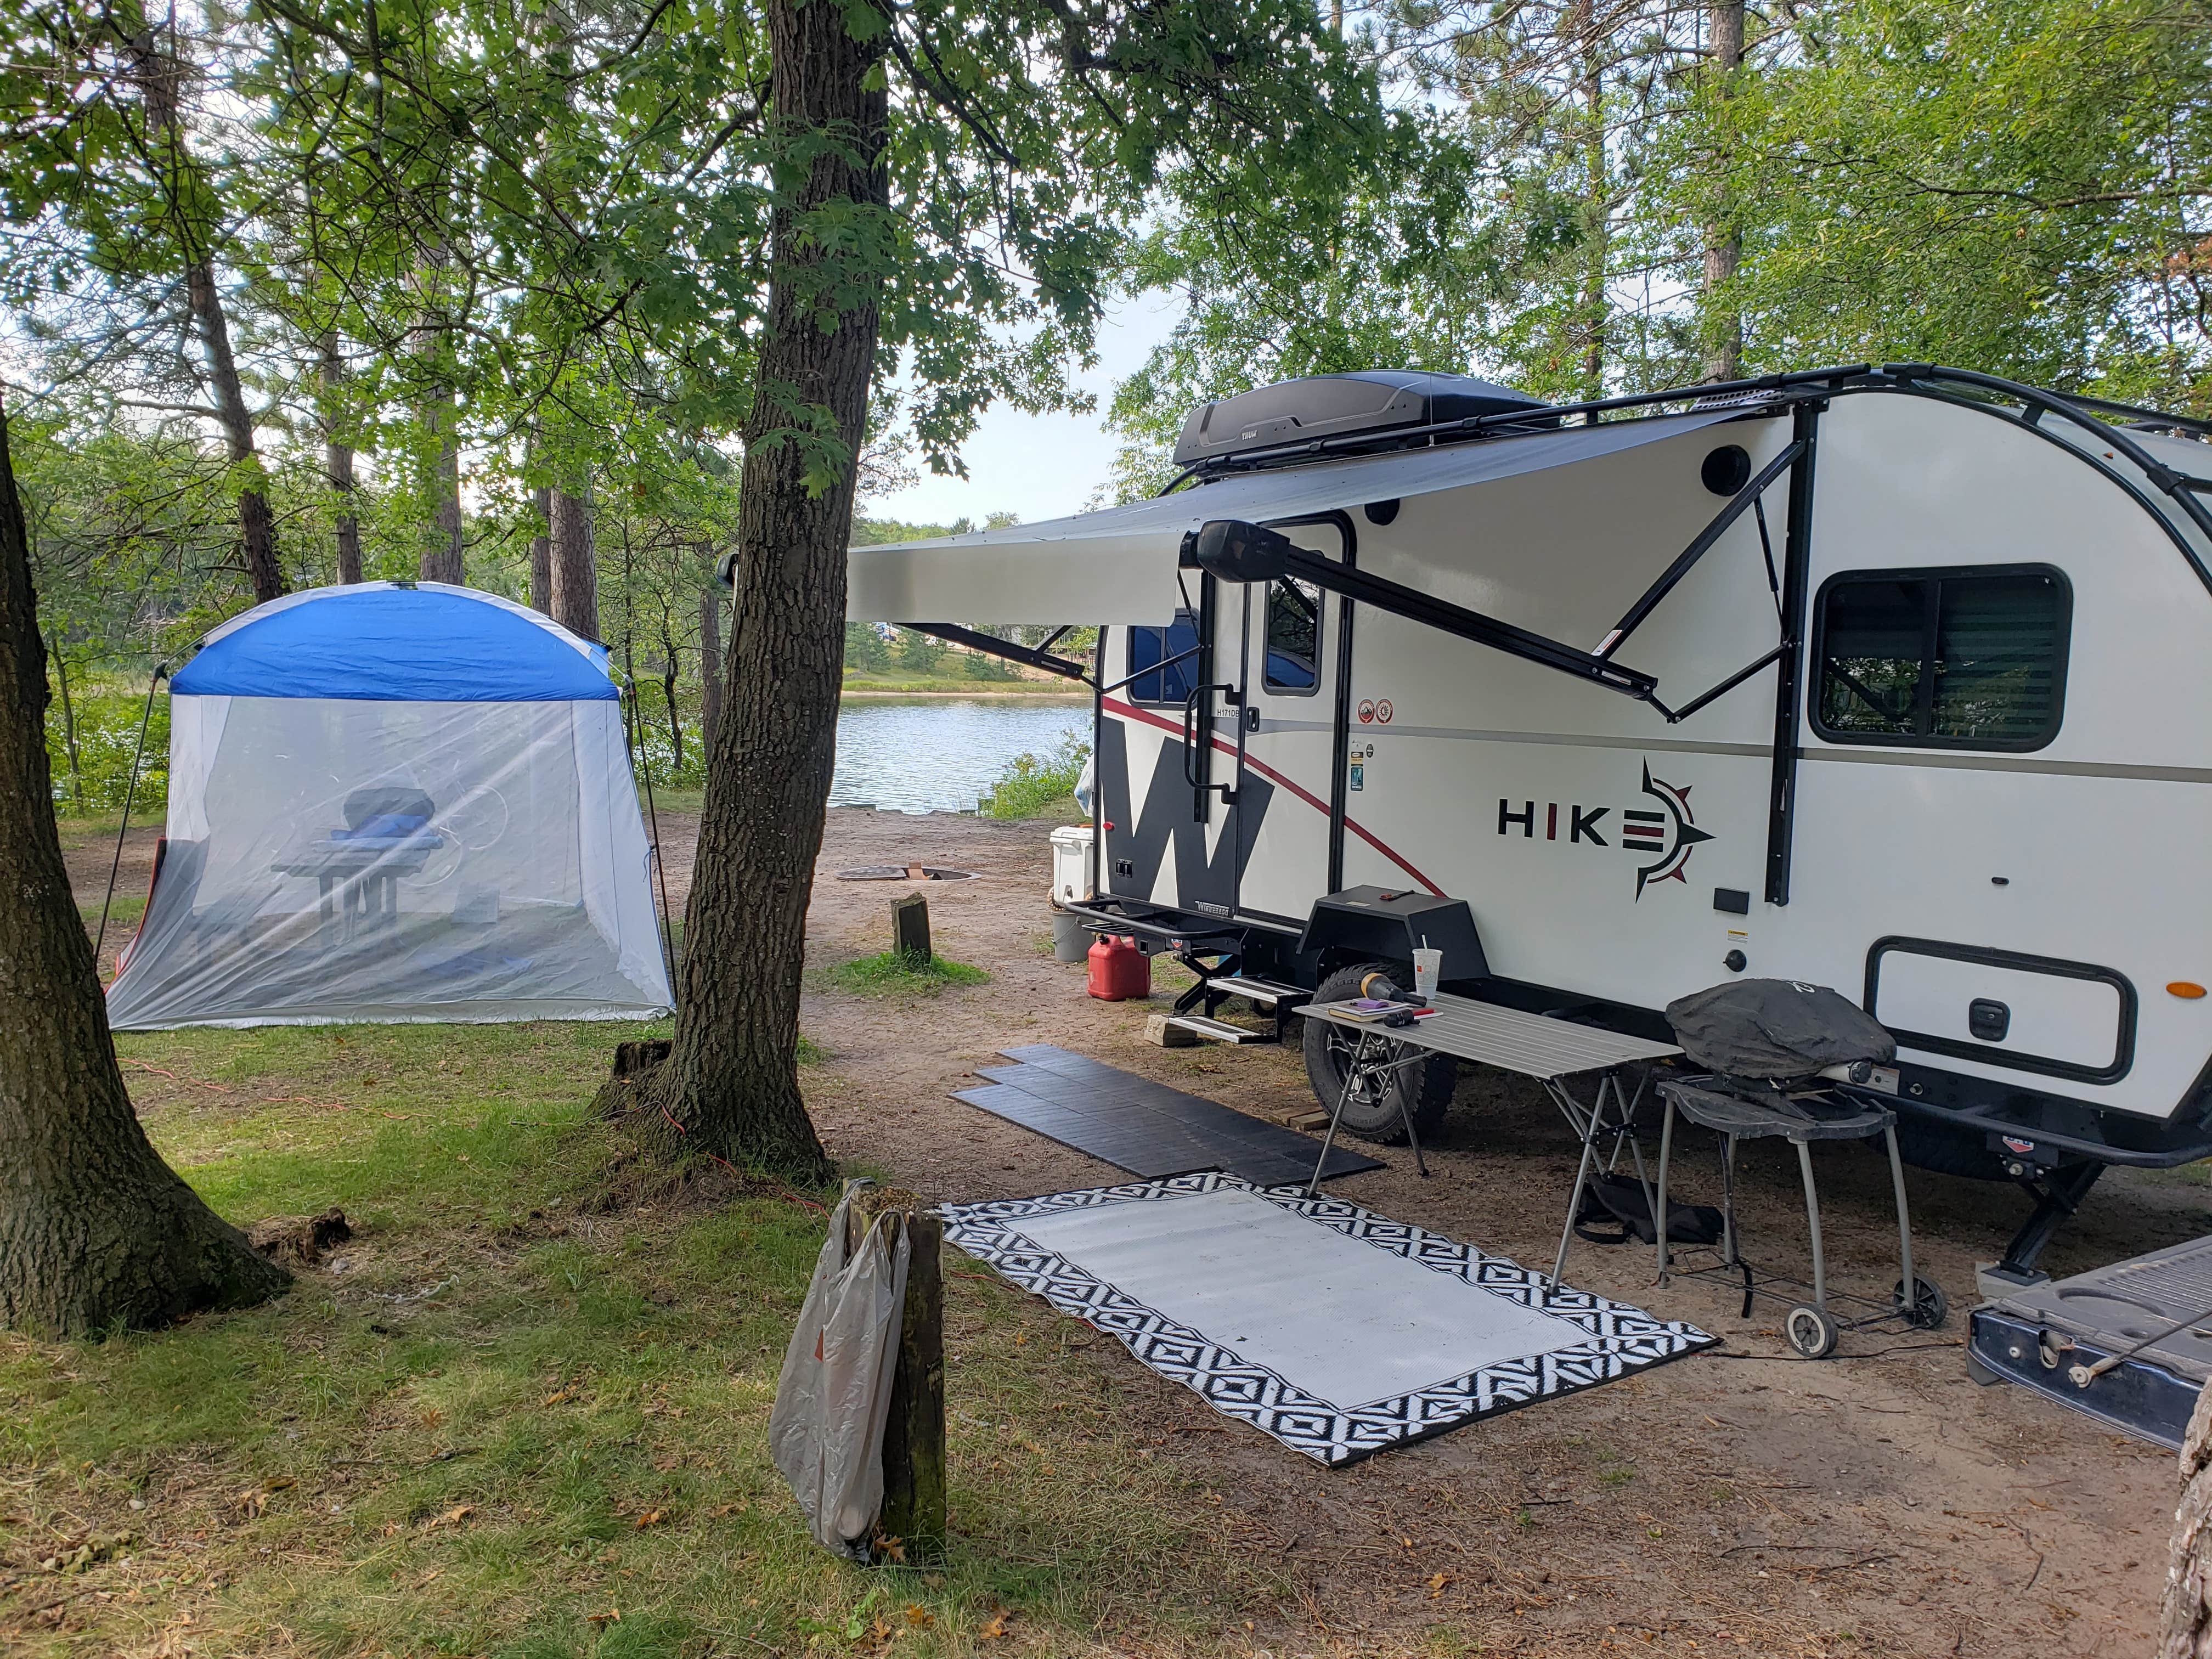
[1298,994,1682,1284]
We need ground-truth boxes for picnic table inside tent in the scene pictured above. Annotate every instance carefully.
[103,582,674,1030]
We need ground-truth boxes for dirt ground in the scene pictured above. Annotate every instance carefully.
[72,809,2207,1656]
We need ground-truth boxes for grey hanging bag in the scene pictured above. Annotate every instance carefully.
[769,1183,913,1557]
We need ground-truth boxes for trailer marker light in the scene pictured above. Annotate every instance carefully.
[2170,982,2207,999]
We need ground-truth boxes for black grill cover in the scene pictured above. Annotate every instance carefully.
[1663,979,1896,1080]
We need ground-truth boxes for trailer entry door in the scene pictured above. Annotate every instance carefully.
[1232,517,1350,924]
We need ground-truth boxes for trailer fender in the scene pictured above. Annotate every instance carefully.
[1295,887,1490,984]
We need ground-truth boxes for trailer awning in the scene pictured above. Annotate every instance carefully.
[849,409,1742,625]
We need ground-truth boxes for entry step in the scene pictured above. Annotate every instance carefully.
[1167,1015,1264,1045]
[1205,976,1310,1008]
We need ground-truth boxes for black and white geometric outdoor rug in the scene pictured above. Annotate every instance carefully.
[952,1044,1381,1187]
[942,1172,1716,1466]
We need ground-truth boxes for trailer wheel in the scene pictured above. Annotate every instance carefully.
[1301,962,1456,1144]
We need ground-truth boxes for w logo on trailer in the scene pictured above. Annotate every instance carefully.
[1495,760,1713,902]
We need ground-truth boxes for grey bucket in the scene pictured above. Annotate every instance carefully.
[1051,906,1091,964]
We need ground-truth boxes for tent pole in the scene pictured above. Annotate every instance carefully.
[94,662,167,977]
[626,682,679,988]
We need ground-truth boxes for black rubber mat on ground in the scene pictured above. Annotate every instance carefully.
[951,1043,1383,1188]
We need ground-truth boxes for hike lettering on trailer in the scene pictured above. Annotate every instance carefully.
[1497,762,1713,900]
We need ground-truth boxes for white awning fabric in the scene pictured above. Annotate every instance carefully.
[848,410,1741,625]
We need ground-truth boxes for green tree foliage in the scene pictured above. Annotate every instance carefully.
[842,621,889,671]
[893,627,945,674]
[1692,0,2212,406]
[1104,0,2212,492]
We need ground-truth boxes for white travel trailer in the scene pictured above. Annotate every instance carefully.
[848,365,2212,1280]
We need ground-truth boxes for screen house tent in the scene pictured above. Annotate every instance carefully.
[105,583,675,1030]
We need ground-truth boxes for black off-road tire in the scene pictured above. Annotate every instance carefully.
[1300,961,1457,1144]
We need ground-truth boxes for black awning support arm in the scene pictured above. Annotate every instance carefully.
[1642,643,1787,725]
[904,622,1090,682]
[1593,439,1804,660]
[1096,642,1201,697]
[1188,521,1658,701]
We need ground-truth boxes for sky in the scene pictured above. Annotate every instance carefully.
[866,289,1186,530]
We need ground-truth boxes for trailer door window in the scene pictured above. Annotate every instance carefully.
[1127,613,1200,706]
[1262,575,1322,693]
[1814,566,2069,751]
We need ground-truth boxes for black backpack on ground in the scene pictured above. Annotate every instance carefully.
[1572,1171,1725,1249]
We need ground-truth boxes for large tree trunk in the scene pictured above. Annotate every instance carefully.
[630,0,887,1175]
[0,398,290,1335]
[2162,1378,2212,1655]
[661,623,684,776]
[699,581,723,761]
[320,338,363,583]
[1573,0,1608,402]
[531,484,553,614]
[420,384,465,584]
[128,28,284,607]
[186,263,285,606]
[1700,0,1746,383]
[549,486,599,639]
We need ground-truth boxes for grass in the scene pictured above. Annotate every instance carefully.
[826,951,991,997]
[0,1020,1267,1656]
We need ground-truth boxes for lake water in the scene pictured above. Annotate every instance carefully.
[831,697,1091,815]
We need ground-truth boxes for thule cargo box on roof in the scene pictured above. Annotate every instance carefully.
[1172,369,1551,468]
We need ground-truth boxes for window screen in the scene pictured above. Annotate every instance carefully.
[1815,567,2068,749]
[1127,612,1200,706]
[1262,576,1322,693]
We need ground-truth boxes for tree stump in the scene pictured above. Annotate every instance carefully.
[2160,1376,2212,1655]
[890,892,932,964]
[844,1185,946,1564]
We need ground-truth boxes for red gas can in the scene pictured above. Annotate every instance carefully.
[1086,934,1152,1001]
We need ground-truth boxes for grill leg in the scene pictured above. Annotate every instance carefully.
[1719,1133,1740,1269]
[1654,1094,1678,1284]
[1795,1139,1827,1310]
[1884,1124,1916,1313]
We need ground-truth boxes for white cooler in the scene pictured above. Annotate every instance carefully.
[1049,823,1094,905]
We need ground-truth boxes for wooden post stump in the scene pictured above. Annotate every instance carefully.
[844,1185,946,1564]
[890,892,932,964]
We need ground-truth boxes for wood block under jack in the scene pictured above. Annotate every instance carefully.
[1144,1013,1200,1047]
[1251,1098,1333,1131]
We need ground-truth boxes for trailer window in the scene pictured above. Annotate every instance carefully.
[1262,575,1322,693]
[1127,614,1200,706]
[1813,566,2069,751]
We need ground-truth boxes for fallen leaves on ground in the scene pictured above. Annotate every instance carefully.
[234,1476,296,1517]
[422,1504,475,1530]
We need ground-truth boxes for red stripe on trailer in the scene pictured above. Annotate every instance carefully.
[1101,698,1446,897]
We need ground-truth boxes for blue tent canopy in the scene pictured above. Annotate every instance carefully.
[172,584,617,702]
